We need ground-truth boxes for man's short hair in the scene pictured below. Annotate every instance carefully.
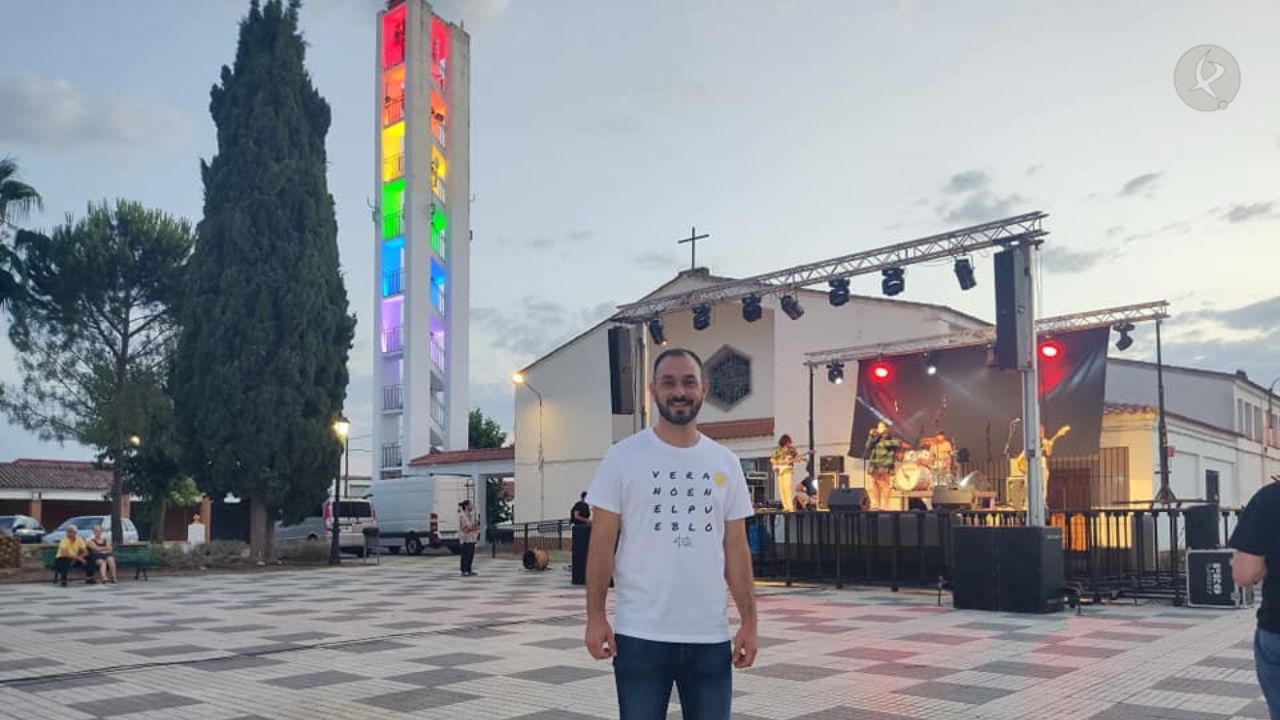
[652,347,704,377]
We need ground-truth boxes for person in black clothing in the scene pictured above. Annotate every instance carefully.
[572,492,592,526]
[1230,479,1280,717]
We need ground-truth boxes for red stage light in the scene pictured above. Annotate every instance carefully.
[871,362,892,380]
[1039,341,1061,359]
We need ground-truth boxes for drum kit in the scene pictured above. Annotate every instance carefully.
[892,443,955,492]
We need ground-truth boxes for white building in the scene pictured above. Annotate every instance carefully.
[510,270,1280,522]
[373,0,471,480]
[510,268,988,522]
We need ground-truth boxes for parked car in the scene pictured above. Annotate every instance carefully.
[0,514,46,543]
[275,498,376,556]
[41,516,139,545]
[368,474,473,555]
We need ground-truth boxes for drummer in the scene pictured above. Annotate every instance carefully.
[922,431,955,482]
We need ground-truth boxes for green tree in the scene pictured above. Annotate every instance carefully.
[469,408,507,449]
[122,366,199,542]
[174,0,354,563]
[0,156,43,310]
[2,200,193,544]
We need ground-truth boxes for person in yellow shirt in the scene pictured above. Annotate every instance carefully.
[54,525,91,587]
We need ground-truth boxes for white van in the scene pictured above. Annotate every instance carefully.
[368,474,474,555]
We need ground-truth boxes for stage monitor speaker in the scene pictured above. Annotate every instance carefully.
[827,488,870,512]
[1184,503,1221,550]
[820,455,846,473]
[996,526,1064,614]
[993,247,1031,371]
[951,526,1000,611]
[817,474,837,509]
[932,486,975,510]
[607,326,635,415]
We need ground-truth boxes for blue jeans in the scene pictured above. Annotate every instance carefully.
[1256,629,1280,719]
[613,634,732,720]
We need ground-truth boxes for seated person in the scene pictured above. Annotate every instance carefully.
[54,526,92,587]
[87,524,118,585]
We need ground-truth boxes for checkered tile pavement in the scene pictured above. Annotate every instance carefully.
[0,554,1265,719]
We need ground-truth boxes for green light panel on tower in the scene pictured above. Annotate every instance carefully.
[431,206,447,258]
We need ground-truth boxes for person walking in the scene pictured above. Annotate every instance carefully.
[584,347,758,720]
[458,500,479,577]
[1231,481,1280,718]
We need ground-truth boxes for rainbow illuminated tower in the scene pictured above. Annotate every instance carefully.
[375,0,470,475]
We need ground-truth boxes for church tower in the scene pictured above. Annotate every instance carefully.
[374,0,471,476]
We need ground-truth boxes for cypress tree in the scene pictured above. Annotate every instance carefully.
[174,0,354,562]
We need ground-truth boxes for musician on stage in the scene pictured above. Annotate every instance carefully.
[863,422,900,510]
[770,434,808,512]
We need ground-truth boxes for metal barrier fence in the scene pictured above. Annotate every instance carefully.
[745,506,1240,604]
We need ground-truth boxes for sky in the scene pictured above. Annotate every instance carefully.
[2,0,1279,478]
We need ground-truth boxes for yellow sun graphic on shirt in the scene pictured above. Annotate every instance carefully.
[713,471,727,488]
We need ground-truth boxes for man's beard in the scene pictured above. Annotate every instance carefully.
[657,396,702,426]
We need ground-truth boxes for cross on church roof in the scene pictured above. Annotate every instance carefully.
[677,226,709,270]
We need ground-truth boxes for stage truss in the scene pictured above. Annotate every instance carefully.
[803,300,1170,367]
[612,212,1048,321]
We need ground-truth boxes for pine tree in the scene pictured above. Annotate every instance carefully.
[174,0,354,563]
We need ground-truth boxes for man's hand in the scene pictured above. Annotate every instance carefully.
[732,624,757,669]
[585,616,616,660]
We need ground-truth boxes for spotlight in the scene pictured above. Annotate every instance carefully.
[828,278,850,307]
[882,267,905,296]
[954,257,976,290]
[923,353,938,376]
[827,361,845,385]
[647,317,665,345]
[692,304,711,331]
[1113,322,1135,351]
[742,295,763,323]
[781,295,804,320]
[1039,340,1061,360]
[870,361,892,381]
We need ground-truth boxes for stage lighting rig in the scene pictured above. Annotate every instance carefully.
[647,317,666,345]
[923,352,938,376]
[954,257,976,290]
[1039,340,1061,359]
[870,360,892,381]
[781,295,804,320]
[828,278,850,307]
[827,361,844,384]
[692,304,712,331]
[1113,322,1135,351]
[742,295,763,323]
[882,267,905,296]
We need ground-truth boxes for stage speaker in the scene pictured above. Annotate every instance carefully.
[1187,549,1247,608]
[827,488,870,512]
[818,474,836,509]
[820,455,845,473]
[996,526,1064,614]
[932,486,975,510]
[607,326,635,415]
[1184,503,1221,550]
[993,246,1032,371]
[951,526,999,611]
[951,526,1064,614]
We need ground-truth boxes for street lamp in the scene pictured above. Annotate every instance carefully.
[330,415,350,566]
[512,373,545,520]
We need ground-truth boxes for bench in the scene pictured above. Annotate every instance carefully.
[41,544,153,581]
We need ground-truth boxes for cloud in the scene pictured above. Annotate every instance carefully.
[1105,226,1124,239]
[1040,246,1113,274]
[1222,202,1277,224]
[0,73,192,149]
[944,191,1027,224]
[517,229,594,251]
[1162,329,1280,390]
[1118,172,1162,198]
[1186,296,1280,332]
[1026,164,1043,177]
[595,117,643,138]
[943,170,989,194]
[474,297,616,359]
[632,251,678,270]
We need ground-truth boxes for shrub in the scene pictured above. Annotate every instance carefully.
[277,540,330,564]
[150,540,251,569]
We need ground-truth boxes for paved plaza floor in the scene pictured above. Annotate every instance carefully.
[0,554,1266,719]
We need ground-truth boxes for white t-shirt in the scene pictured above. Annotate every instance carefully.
[586,427,754,644]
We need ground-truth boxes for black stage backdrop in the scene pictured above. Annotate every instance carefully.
[849,327,1109,462]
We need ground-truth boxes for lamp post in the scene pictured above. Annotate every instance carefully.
[330,416,350,566]
[512,373,545,520]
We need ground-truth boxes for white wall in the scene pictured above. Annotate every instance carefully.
[1107,360,1235,431]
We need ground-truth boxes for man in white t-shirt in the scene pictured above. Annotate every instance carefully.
[584,347,758,720]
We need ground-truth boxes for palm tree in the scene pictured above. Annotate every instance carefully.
[1,156,42,308]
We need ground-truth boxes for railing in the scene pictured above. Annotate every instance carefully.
[383,152,405,180]
[383,210,404,238]
[382,268,403,297]
[383,96,404,126]
[489,519,571,558]
[381,325,403,354]
[429,337,445,372]
[382,384,403,411]
[381,443,403,469]
[430,400,445,426]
